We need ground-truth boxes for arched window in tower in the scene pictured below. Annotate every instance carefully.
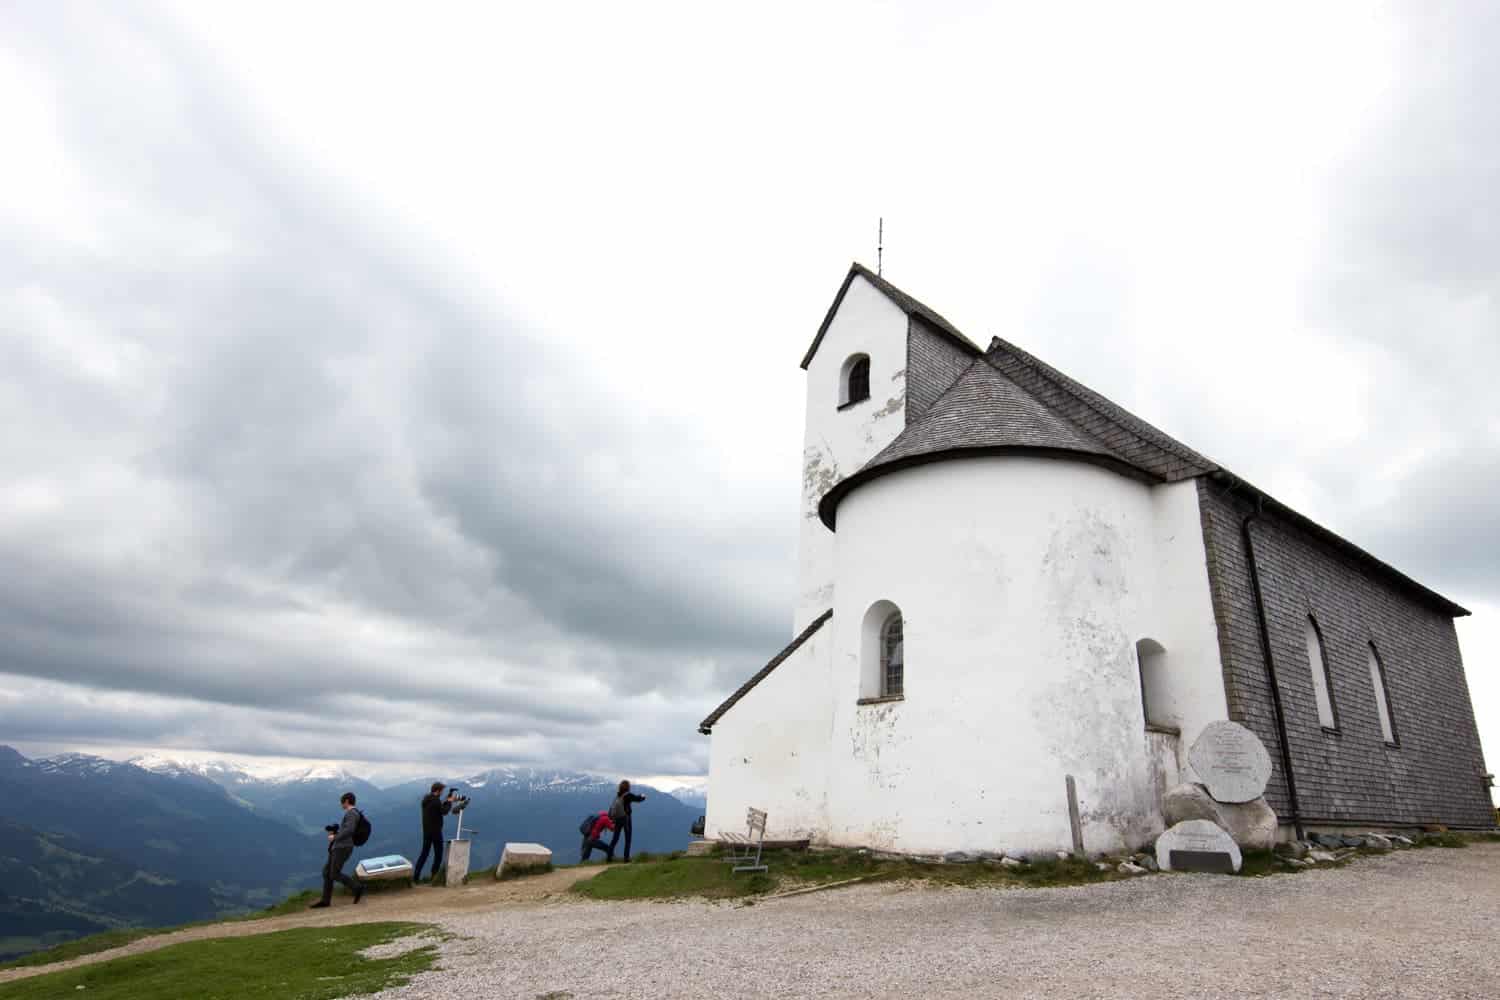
[881,611,904,698]
[1304,616,1338,730]
[839,354,871,408]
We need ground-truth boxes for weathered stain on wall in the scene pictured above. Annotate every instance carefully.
[1035,509,1157,848]
[802,445,840,521]
[850,701,908,790]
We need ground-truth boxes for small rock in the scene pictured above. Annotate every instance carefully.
[1276,840,1309,859]
[1117,862,1148,875]
[1391,835,1414,847]
[1307,849,1337,863]
[1096,862,1113,872]
[1362,834,1392,850]
[975,850,1004,862]
[943,851,974,863]
[1312,832,1342,848]
[1341,836,1365,848]
[1285,858,1313,868]
[1000,857,1024,869]
[1139,855,1159,872]
[1056,850,1072,860]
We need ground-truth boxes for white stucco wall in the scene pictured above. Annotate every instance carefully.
[1146,480,1231,749]
[821,457,1227,855]
[705,625,833,842]
[794,277,910,631]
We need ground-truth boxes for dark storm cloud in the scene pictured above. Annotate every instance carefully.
[0,4,789,772]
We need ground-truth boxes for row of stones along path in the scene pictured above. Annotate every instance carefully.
[7,846,1499,997]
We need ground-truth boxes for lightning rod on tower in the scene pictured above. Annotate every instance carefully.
[877,217,884,276]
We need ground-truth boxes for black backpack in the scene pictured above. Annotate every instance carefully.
[579,814,597,836]
[353,810,372,847]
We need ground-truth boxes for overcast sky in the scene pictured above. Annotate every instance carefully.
[1,2,1496,785]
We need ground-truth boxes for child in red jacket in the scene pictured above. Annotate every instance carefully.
[581,811,616,862]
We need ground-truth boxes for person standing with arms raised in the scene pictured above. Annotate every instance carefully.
[607,780,646,862]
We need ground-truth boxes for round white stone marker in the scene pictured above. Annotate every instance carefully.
[1155,819,1243,873]
[1188,720,1273,804]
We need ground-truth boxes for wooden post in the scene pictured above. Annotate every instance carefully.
[1066,774,1085,858]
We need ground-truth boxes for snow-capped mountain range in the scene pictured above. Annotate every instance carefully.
[124,753,699,797]
[128,753,361,787]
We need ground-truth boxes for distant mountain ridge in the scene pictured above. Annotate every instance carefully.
[0,748,321,910]
[0,819,222,961]
[0,746,703,961]
[124,754,704,872]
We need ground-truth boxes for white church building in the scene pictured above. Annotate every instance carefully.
[697,263,1492,856]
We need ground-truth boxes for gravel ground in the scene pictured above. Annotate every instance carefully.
[374,844,1500,1000]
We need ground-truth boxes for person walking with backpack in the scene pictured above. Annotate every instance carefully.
[607,780,646,862]
[579,810,616,863]
[413,782,454,885]
[311,792,366,908]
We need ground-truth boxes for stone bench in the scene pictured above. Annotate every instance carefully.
[497,842,553,879]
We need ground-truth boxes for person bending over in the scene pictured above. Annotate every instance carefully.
[580,811,616,863]
[311,792,364,908]
[414,782,454,884]
[607,780,647,862]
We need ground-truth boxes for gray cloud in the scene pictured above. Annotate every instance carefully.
[1303,4,1500,602]
[2,2,1496,782]
[0,4,791,776]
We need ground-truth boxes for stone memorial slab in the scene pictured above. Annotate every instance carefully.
[1155,819,1242,873]
[1188,721,1273,804]
[444,839,472,887]
[497,842,553,878]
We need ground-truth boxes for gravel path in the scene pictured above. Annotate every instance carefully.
[374,844,1500,1000]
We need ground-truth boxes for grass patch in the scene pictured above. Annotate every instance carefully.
[0,931,159,972]
[572,849,1130,901]
[1419,832,1469,849]
[0,922,437,1000]
[573,855,775,899]
[0,884,395,973]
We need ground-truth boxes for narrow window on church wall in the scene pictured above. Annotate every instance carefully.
[1367,643,1398,745]
[1135,638,1168,729]
[1304,616,1337,730]
[881,612,903,697]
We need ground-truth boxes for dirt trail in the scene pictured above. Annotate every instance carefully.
[0,866,602,985]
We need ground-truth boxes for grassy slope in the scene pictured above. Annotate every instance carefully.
[577,834,1500,901]
[0,923,436,1000]
[0,887,377,972]
[573,849,1127,901]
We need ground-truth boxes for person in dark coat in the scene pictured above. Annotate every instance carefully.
[310,792,364,908]
[581,811,616,862]
[607,780,646,862]
[414,782,454,884]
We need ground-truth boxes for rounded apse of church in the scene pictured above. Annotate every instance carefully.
[825,451,1164,853]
